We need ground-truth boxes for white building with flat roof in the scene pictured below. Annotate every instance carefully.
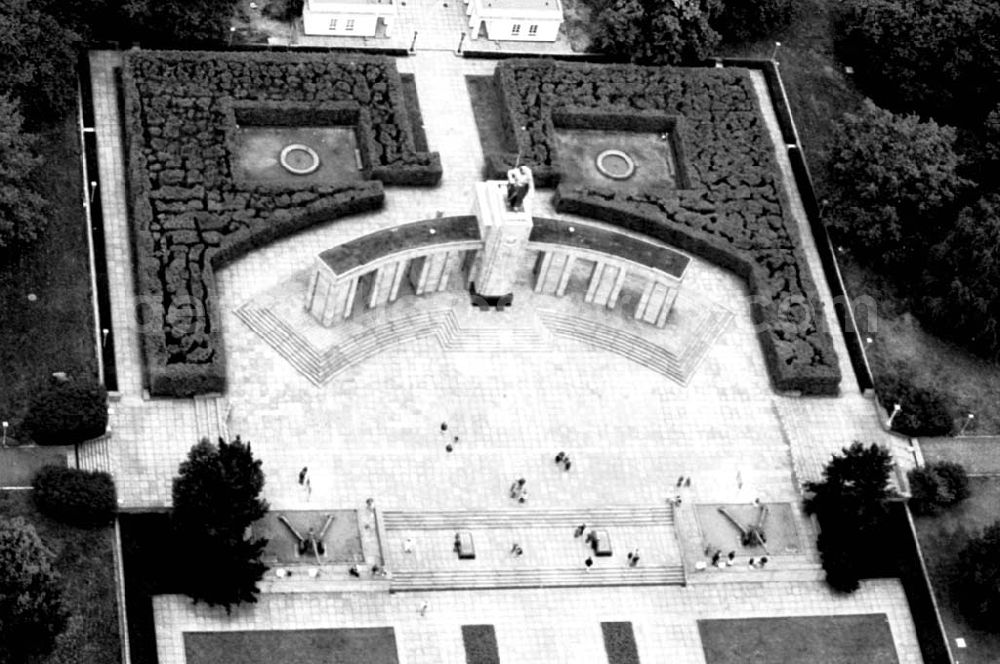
[302,0,397,37]
[465,0,563,42]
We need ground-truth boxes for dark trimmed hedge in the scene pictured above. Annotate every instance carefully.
[121,50,440,396]
[22,382,109,445]
[32,465,118,527]
[486,59,841,394]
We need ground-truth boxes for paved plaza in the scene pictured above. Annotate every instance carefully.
[89,48,922,663]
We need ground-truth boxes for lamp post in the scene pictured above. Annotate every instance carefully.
[2,421,7,448]
[959,413,975,436]
[770,41,782,63]
[102,328,110,347]
[886,403,902,429]
[89,180,98,204]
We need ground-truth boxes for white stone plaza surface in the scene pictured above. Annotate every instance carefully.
[89,49,922,664]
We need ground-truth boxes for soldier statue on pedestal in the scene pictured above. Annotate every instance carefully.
[505,165,533,211]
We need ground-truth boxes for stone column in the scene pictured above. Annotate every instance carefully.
[470,172,534,299]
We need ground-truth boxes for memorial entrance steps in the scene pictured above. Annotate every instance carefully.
[380,505,675,530]
[389,564,686,591]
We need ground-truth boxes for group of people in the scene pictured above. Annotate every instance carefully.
[708,549,769,569]
[554,451,573,471]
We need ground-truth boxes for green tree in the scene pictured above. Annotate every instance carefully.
[121,0,240,45]
[589,0,722,65]
[0,516,68,664]
[919,194,1000,359]
[827,101,970,269]
[714,0,795,43]
[172,436,269,612]
[956,521,1000,632]
[0,0,81,125]
[804,442,896,593]
[836,0,1000,127]
[0,95,48,250]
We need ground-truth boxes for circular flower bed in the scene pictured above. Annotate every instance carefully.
[595,149,636,180]
[279,144,321,175]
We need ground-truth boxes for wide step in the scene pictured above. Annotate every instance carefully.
[381,506,675,530]
[390,565,686,591]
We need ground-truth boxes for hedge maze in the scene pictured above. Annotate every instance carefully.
[122,50,440,396]
[486,60,841,395]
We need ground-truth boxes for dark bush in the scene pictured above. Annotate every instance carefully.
[262,0,304,21]
[21,382,108,445]
[918,194,1000,361]
[485,60,842,394]
[32,465,118,527]
[956,520,1000,632]
[714,0,795,43]
[826,101,969,270]
[836,0,1000,128]
[875,370,954,437]
[933,460,970,504]
[587,0,722,65]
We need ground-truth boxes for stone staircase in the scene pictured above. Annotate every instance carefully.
[236,305,451,385]
[380,506,675,530]
[390,564,686,592]
[538,307,732,385]
[193,394,229,441]
[435,311,552,353]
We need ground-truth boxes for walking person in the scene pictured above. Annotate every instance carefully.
[574,523,587,538]
[555,451,566,464]
[418,601,429,616]
[584,556,593,570]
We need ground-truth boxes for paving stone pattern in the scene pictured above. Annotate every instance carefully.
[88,50,923,663]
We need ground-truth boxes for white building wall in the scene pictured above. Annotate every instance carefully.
[481,17,560,41]
[303,11,380,36]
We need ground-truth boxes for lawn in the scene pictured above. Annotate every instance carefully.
[698,615,899,664]
[0,490,121,664]
[914,476,1000,664]
[461,625,500,664]
[0,446,68,487]
[0,116,97,443]
[601,622,640,664]
[184,628,399,664]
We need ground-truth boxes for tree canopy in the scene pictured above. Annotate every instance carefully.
[0,516,68,664]
[172,436,269,612]
[804,442,896,593]
[713,0,795,43]
[837,0,1000,127]
[957,521,1000,631]
[0,95,48,251]
[588,0,722,65]
[0,0,81,125]
[919,194,1000,360]
[827,100,969,269]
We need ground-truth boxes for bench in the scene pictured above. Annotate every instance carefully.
[455,531,476,559]
[591,529,612,557]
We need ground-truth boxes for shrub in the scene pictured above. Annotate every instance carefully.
[956,520,1000,631]
[836,0,1000,128]
[262,0,303,20]
[588,0,722,65]
[0,516,68,664]
[714,0,795,43]
[32,465,118,527]
[874,370,954,437]
[919,194,1000,361]
[909,461,969,515]
[0,94,48,250]
[172,436,269,612]
[487,60,842,394]
[21,381,109,445]
[826,101,970,270]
